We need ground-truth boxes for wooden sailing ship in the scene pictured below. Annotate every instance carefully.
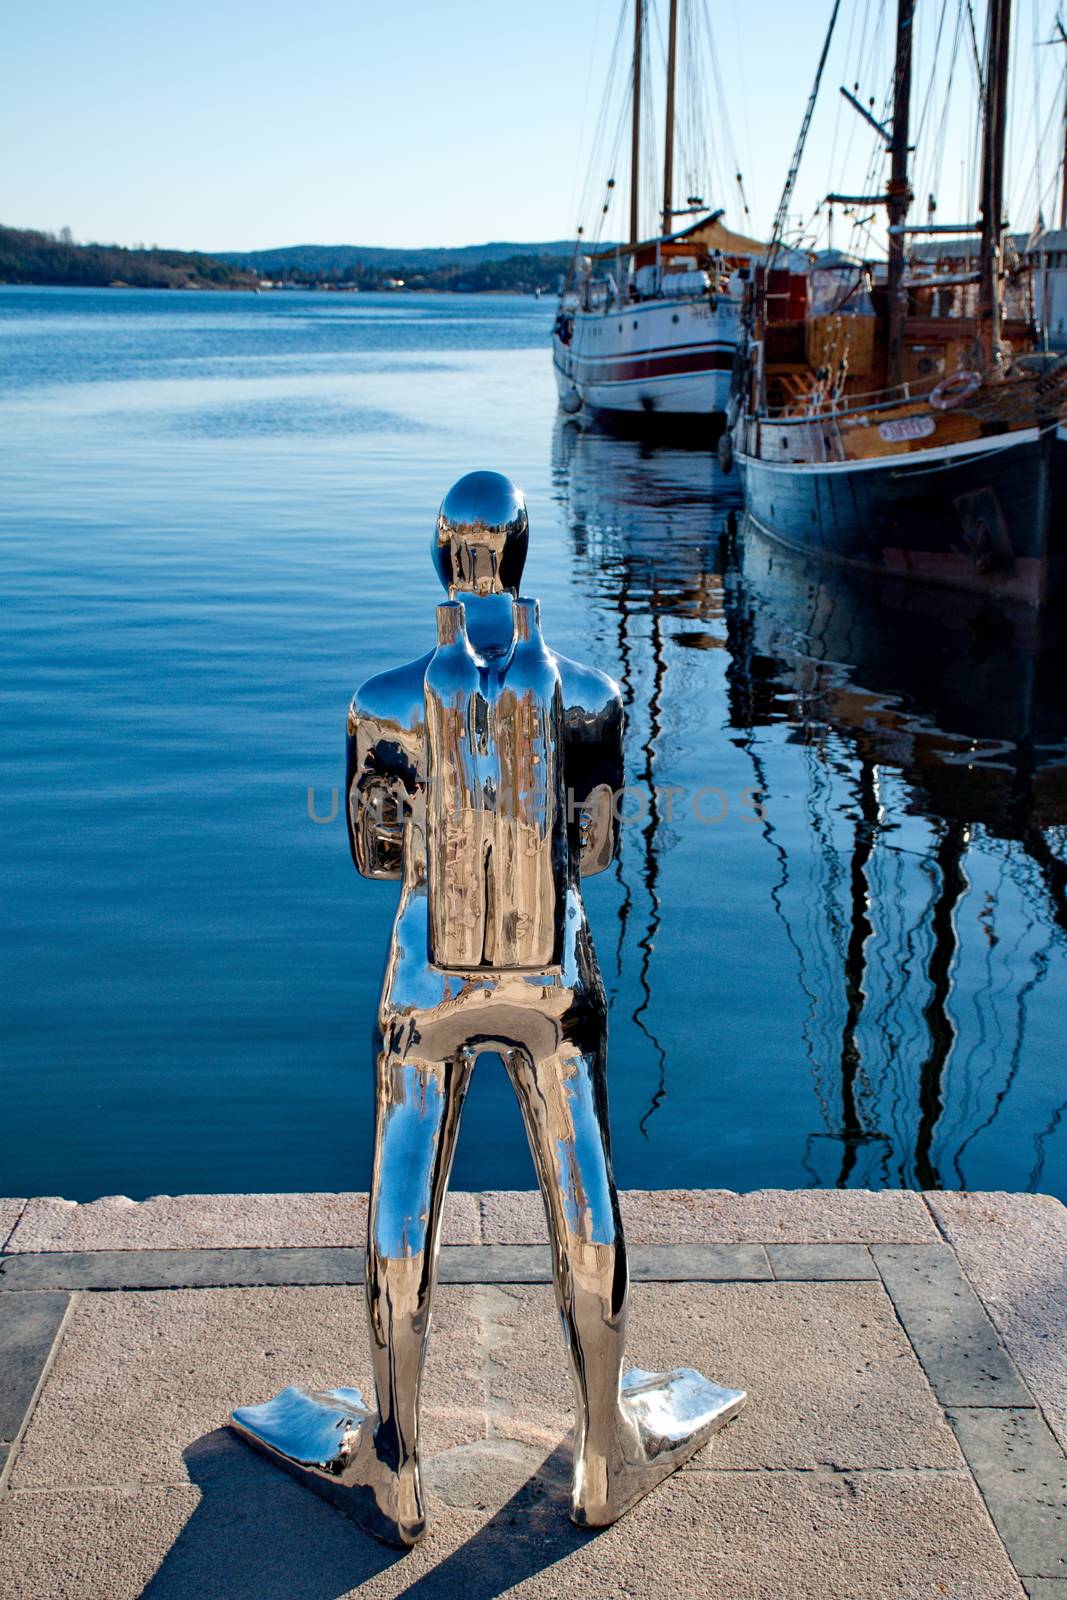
[553,0,764,430]
[725,0,1067,607]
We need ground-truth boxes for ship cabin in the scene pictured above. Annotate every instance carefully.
[744,243,1042,467]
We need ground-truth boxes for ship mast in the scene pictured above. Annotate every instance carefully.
[886,0,915,391]
[979,0,1013,365]
[662,0,679,236]
[1055,18,1066,232]
[630,0,644,251]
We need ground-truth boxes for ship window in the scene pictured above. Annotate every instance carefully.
[672,313,679,323]
[618,323,622,331]
[633,320,638,329]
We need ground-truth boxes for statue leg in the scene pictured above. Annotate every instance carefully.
[504,1037,746,1527]
[231,1044,472,1549]
[361,1046,474,1543]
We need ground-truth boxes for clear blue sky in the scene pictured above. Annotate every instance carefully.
[2,0,1062,253]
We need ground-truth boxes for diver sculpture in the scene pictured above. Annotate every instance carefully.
[231,471,746,1547]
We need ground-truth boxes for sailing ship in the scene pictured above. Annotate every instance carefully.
[552,0,764,431]
[725,0,1067,607]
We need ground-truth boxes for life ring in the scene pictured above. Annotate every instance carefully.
[929,370,982,411]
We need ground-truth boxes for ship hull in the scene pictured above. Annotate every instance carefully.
[738,424,1067,608]
[553,295,738,427]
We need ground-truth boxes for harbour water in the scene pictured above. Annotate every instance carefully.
[2,286,1065,1202]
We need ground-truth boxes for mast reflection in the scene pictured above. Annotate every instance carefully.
[552,413,1067,1194]
[734,525,1067,1190]
[552,419,739,1135]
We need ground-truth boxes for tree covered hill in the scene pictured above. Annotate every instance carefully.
[217,240,580,292]
[0,225,582,294]
[0,226,258,290]
[216,239,580,274]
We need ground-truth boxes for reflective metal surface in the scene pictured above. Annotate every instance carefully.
[432,467,530,594]
[231,470,745,1546]
[424,594,567,970]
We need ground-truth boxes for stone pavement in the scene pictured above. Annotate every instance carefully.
[0,1189,1064,1599]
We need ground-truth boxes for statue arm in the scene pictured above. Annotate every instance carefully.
[557,657,625,877]
[346,659,429,880]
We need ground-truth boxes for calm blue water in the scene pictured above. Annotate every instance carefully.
[2,286,1065,1202]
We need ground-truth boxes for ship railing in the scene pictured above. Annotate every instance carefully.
[760,375,939,421]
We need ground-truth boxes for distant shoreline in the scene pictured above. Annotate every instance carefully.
[0,224,257,292]
[1,224,568,297]
[0,280,549,298]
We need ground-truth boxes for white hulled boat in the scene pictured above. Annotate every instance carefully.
[552,0,764,433]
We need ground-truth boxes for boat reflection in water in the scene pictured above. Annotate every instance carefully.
[735,524,1067,1192]
[551,416,1067,1198]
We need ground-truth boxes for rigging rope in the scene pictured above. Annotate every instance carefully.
[567,0,607,237]
[1030,0,1044,222]
[767,0,845,268]
[575,0,630,237]
[965,0,985,92]
[922,0,968,215]
[699,0,745,221]
[730,0,758,226]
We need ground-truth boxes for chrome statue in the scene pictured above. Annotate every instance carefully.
[231,472,745,1546]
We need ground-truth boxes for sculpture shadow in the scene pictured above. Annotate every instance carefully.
[400,1441,597,1599]
[139,1431,399,1600]
[140,1432,595,1600]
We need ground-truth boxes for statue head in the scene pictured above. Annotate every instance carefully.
[432,471,529,595]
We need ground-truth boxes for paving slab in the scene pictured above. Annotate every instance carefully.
[5,1191,481,1252]
[5,1278,964,1491]
[0,1243,772,1293]
[0,1201,25,1253]
[441,1243,772,1283]
[475,1279,964,1469]
[0,1247,369,1292]
[927,1192,1067,1453]
[9,1285,487,1489]
[948,1407,1067,1581]
[0,1292,69,1443]
[874,1243,1033,1406]
[768,1244,878,1280]
[481,1187,938,1244]
[0,1452,1024,1600]
[2,1189,940,1251]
